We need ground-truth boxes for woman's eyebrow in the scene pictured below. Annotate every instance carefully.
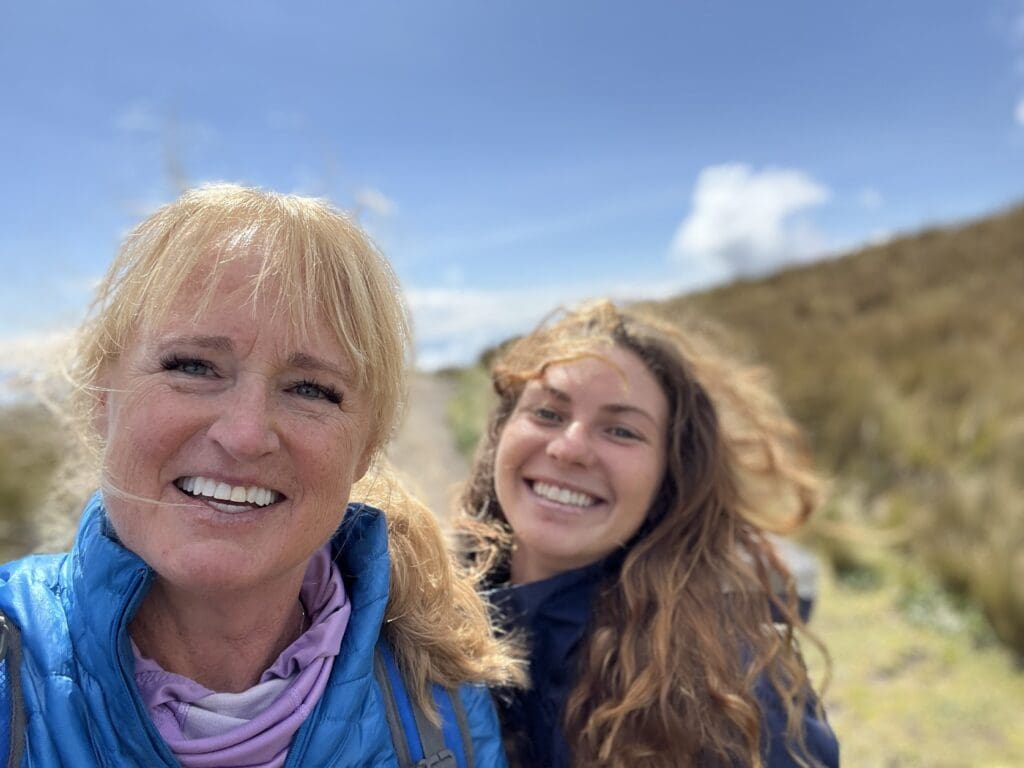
[288,351,352,382]
[603,403,659,426]
[154,337,351,382]
[541,384,658,426]
[541,384,571,403]
[157,335,234,352]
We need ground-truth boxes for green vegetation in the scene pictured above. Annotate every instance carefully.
[0,404,61,560]
[808,556,1024,766]
[444,365,497,458]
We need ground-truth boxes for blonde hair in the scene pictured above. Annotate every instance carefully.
[457,300,828,767]
[64,183,523,710]
[357,462,525,717]
[70,183,408,460]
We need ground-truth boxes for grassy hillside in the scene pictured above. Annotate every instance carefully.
[637,204,1024,654]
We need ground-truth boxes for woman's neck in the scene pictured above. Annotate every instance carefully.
[130,575,307,693]
[510,546,578,585]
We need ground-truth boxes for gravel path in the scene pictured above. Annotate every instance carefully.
[386,373,468,528]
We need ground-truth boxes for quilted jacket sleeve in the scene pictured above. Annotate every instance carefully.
[457,683,508,768]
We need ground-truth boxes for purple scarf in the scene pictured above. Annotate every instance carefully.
[133,545,350,768]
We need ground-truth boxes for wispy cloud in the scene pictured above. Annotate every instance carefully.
[354,187,397,218]
[0,329,74,401]
[411,188,682,264]
[857,186,883,210]
[406,277,683,371]
[670,164,831,280]
[1015,98,1024,127]
[114,101,161,134]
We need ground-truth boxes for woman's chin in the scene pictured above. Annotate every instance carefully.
[148,542,293,597]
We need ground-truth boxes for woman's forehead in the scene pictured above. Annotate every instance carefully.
[530,348,653,398]
[132,269,350,366]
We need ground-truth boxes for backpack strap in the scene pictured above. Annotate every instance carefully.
[0,611,25,768]
[433,683,474,768]
[373,644,473,768]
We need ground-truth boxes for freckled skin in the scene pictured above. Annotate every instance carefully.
[97,254,374,600]
[494,347,669,584]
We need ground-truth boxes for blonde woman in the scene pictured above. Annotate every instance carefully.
[0,185,521,767]
[457,301,838,767]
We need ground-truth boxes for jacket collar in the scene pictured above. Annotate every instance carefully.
[487,551,623,669]
[65,493,393,764]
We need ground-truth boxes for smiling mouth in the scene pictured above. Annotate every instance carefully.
[529,480,601,509]
[174,475,284,511]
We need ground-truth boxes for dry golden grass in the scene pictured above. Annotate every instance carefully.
[638,203,1024,655]
[809,558,1024,767]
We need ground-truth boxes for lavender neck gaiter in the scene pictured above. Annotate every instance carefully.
[133,545,350,768]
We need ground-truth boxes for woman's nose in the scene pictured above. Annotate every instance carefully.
[546,421,594,466]
[206,380,280,461]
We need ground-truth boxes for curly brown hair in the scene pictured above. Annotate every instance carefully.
[456,300,829,768]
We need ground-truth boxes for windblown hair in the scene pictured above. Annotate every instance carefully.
[456,300,828,767]
[70,183,408,458]
[356,462,526,720]
[64,183,522,713]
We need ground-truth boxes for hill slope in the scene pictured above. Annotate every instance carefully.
[637,204,1024,652]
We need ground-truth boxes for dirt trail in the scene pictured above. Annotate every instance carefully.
[386,373,468,528]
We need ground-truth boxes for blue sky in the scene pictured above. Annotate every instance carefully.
[2,1,1023,377]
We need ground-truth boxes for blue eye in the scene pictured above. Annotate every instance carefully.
[291,380,343,405]
[609,426,641,440]
[161,356,214,377]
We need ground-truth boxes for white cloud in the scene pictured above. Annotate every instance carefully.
[406,277,682,371]
[354,187,397,218]
[113,101,217,160]
[670,164,831,278]
[1016,98,1024,126]
[0,329,74,401]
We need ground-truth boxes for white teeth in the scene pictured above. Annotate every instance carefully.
[177,476,279,508]
[532,481,596,508]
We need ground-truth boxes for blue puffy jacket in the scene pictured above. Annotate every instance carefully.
[0,494,507,767]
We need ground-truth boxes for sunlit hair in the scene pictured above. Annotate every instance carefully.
[61,183,523,711]
[69,183,409,460]
[356,461,526,718]
[456,299,829,767]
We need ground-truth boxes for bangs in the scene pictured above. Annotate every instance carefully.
[74,184,410,455]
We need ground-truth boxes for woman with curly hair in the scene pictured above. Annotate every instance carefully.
[456,300,839,767]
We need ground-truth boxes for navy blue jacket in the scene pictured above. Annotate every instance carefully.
[0,494,507,767]
[487,557,839,768]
